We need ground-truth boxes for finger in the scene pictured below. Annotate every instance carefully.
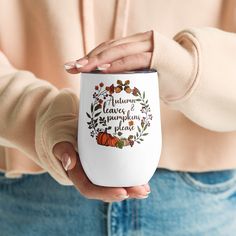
[65,68,80,74]
[87,30,153,58]
[143,183,151,193]
[125,183,151,199]
[64,59,88,73]
[77,41,152,73]
[64,31,153,74]
[126,186,149,199]
[67,155,129,202]
[103,52,152,73]
[53,142,77,171]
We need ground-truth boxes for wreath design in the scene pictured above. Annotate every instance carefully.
[86,80,153,149]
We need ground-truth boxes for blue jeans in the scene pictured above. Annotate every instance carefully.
[1,168,236,236]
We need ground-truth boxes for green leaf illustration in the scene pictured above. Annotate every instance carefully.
[86,112,91,118]
[143,133,148,136]
[138,126,141,132]
[94,112,102,117]
[144,124,148,131]
[91,103,94,113]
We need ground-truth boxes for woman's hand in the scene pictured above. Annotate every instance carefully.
[53,142,151,202]
[64,31,153,74]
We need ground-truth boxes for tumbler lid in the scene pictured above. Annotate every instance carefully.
[82,68,157,74]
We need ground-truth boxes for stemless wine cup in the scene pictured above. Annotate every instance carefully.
[78,69,162,187]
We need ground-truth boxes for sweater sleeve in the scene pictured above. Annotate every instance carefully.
[150,27,236,132]
[0,52,78,185]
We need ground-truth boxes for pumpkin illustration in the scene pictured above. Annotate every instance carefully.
[96,132,110,146]
[96,132,119,147]
[108,136,119,147]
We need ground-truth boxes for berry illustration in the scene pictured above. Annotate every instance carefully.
[132,87,140,96]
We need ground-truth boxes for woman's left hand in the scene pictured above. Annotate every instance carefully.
[64,31,153,74]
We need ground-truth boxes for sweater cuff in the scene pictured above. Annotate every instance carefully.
[35,89,78,185]
[150,29,200,105]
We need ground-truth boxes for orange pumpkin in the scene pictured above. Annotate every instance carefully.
[96,132,111,146]
[96,132,119,147]
[108,136,119,147]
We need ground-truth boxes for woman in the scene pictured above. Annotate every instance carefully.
[0,0,236,235]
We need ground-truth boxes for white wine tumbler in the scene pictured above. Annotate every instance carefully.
[78,69,162,187]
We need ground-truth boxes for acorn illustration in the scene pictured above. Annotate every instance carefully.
[117,80,123,85]
[115,85,122,93]
[124,86,131,93]
[124,80,130,85]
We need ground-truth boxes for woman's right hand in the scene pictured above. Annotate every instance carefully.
[53,141,151,202]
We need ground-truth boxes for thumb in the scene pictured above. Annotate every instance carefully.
[53,141,77,171]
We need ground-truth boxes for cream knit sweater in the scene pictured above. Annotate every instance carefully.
[0,0,236,185]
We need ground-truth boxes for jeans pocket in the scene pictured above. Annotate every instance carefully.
[179,169,236,193]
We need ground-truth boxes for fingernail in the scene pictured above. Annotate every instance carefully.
[143,183,151,192]
[146,191,151,194]
[61,153,71,171]
[75,58,89,68]
[97,63,111,70]
[116,194,129,199]
[136,195,149,199]
[64,61,76,70]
